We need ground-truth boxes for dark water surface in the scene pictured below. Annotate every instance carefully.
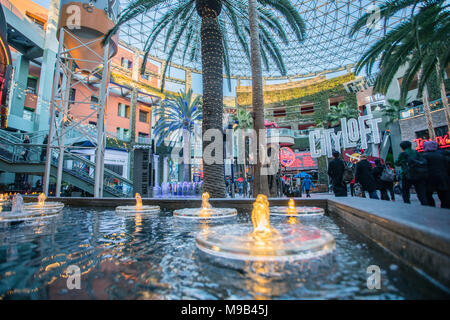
[0,207,447,299]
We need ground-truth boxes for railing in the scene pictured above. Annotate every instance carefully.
[400,95,449,119]
[0,132,133,197]
[137,136,151,144]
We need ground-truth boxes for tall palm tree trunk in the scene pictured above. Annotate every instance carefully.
[435,59,450,129]
[418,68,436,140]
[248,0,269,197]
[199,2,226,198]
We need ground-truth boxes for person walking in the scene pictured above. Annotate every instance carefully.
[395,141,428,205]
[372,159,389,200]
[422,140,450,209]
[355,154,379,199]
[327,150,347,197]
[301,176,315,198]
[40,134,48,162]
[383,161,396,201]
[21,135,30,161]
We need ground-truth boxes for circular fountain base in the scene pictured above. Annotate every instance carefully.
[196,224,335,262]
[115,205,160,215]
[173,208,237,220]
[0,209,61,222]
[269,206,324,217]
[24,202,65,214]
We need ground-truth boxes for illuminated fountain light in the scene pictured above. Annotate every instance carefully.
[23,193,64,215]
[0,194,61,222]
[196,195,335,261]
[115,193,160,215]
[173,192,237,220]
[270,199,324,217]
[0,194,10,211]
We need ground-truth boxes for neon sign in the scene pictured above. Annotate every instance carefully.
[414,132,450,152]
[279,147,295,167]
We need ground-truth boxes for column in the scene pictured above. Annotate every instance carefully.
[10,54,29,118]
[163,156,169,183]
[35,0,60,132]
[153,154,160,186]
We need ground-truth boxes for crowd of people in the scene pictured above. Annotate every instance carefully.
[327,140,449,209]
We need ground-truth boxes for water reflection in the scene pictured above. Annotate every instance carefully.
[0,207,447,299]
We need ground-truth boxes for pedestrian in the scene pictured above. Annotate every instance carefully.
[40,134,48,162]
[301,176,315,198]
[350,176,355,197]
[372,159,389,200]
[355,154,379,199]
[422,140,450,209]
[21,135,30,161]
[394,140,428,205]
[327,150,347,197]
[383,161,396,201]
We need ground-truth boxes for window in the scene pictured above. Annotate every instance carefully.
[139,109,149,123]
[299,102,314,114]
[69,88,76,102]
[273,109,286,117]
[23,109,34,121]
[398,76,418,91]
[90,95,98,110]
[121,57,132,69]
[105,164,123,176]
[415,126,448,140]
[26,77,38,94]
[116,127,130,141]
[118,103,130,118]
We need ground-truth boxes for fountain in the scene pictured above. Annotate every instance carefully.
[173,192,237,220]
[195,195,335,261]
[0,194,61,222]
[23,193,65,214]
[270,199,324,216]
[116,193,160,215]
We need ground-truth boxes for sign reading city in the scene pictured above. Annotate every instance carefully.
[309,114,382,158]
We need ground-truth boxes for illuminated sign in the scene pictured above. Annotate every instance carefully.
[279,147,295,167]
[414,133,450,152]
[280,149,318,170]
[309,114,382,158]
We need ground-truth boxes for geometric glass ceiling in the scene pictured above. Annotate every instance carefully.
[119,0,407,79]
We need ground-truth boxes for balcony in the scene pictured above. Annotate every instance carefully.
[400,95,449,120]
[267,128,295,146]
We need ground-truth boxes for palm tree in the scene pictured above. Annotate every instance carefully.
[105,0,305,197]
[232,108,253,189]
[382,99,407,125]
[326,102,360,127]
[248,0,305,196]
[350,0,450,140]
[153,89,202,182]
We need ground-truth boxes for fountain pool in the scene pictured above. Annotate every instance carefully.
[0,206,447,299]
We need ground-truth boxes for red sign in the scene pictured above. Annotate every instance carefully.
[281,151,318,170]
[279,147,296,167]
[414,133,450,152]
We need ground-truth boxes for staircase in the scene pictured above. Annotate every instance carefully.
[0,130,133,197]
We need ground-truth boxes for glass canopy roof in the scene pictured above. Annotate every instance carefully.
[118,0,407,79]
